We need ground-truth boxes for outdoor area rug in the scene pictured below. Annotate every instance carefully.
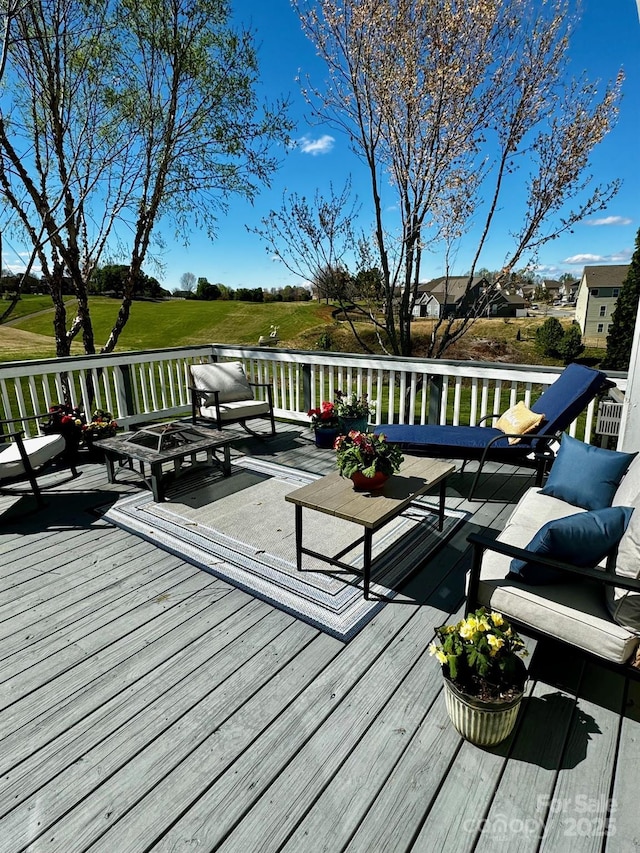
[104,457,469,641]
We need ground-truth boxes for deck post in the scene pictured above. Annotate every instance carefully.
[618,299,640,452]
[302,363,312,412]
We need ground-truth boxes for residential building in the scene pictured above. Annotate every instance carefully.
[575,264,630,346]
[412,275,526,319]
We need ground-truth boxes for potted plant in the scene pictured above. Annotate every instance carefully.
[334,430,404,490]
[307,401,341,448]
[334,390,375,434]
[82,409,118,458]
[429,607,528,746]
[42,403,85,454]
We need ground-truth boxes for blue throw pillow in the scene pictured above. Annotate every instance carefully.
[508,505,634,585]
[540,434,637,510]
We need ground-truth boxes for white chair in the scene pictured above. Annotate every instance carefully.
[0,416,79,508]
[189,362,275,435]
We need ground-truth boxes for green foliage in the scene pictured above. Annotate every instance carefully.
[604,228,640,371]
[334,391,374,419]
[430,608,528,698]
[90,265,166,299]
[195,278,221,300]
[315,331,333,350]
[535,317,564,356]
[334,431,404,478]
[556,323,584,364]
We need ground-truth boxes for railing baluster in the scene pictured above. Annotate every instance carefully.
[470,378,478,426]
[452,377,462,426]
[440,376,449,424]
[480,379,489,423]
[0,345,622,441]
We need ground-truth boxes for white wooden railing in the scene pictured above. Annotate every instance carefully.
[0,343,627,443]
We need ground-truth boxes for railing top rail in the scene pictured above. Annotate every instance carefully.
[0,345,214,377]
[210,344,628,385]
[0,342,627,385]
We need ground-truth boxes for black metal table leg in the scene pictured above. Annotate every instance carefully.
[295,504,302,571]
[363,528,373,599]
[438,477,447,531]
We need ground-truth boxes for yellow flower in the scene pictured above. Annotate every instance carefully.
[459,618,477,639]
[428,643,447,665]
[486,634,504,657]
[490,612,504,627]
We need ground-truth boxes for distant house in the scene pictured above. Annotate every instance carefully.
[575,264,630,347]
[558,279,579,302]
[412,276,526,319]
[542,279,562,301]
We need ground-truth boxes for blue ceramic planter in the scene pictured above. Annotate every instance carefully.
[339,416,368,435]
[314,427,339,449]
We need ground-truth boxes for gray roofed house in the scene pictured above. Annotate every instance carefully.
[575,264,630,346]
[413,275,526,319]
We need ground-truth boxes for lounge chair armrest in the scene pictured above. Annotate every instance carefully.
[0,413,49,428]
[0,428,25,443]
[476,412,502,426]
[466,531,640,593]
[481,431,557,450]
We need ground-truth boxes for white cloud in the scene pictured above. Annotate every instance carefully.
[563,251,632,265]
[584,216,633,227]
[296,134,335,156]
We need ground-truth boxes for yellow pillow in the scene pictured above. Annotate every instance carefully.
[495,401,545,445]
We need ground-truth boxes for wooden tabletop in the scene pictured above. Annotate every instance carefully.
[284,456,455,529]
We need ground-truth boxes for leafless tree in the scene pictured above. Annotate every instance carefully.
[179,272,197,294]
[292,0,622,357]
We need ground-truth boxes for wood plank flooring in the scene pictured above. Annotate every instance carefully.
[0,425,637,852]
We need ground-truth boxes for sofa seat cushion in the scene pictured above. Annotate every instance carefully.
[0,434,65,479]
[500,486,585,541]
[191,362,254,405]
[199,400,270,422]
[476,550,639,664]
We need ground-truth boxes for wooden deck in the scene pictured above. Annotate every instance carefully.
[0,425,638,853]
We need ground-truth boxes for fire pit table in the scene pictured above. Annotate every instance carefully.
[94,422,234,502]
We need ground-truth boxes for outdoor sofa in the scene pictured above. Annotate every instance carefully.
[466,435,640,674]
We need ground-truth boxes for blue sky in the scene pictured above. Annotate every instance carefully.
[160,0,639,293]
[6,1,639,291]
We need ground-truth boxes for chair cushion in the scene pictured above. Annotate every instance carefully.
[495,401,545,445]
[530,363,607,435]
[606,500,640,632]
[540,434,637,511]
[613,453,640,507]
[509,506,634,585]
[0,434,65,478]
[199,400,270,422]
[190,362,254,405]
[376,423,514,451]
[476,548,639,665]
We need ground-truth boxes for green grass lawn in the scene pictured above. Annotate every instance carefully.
[1,296,605,373]
[2,297,335,359]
